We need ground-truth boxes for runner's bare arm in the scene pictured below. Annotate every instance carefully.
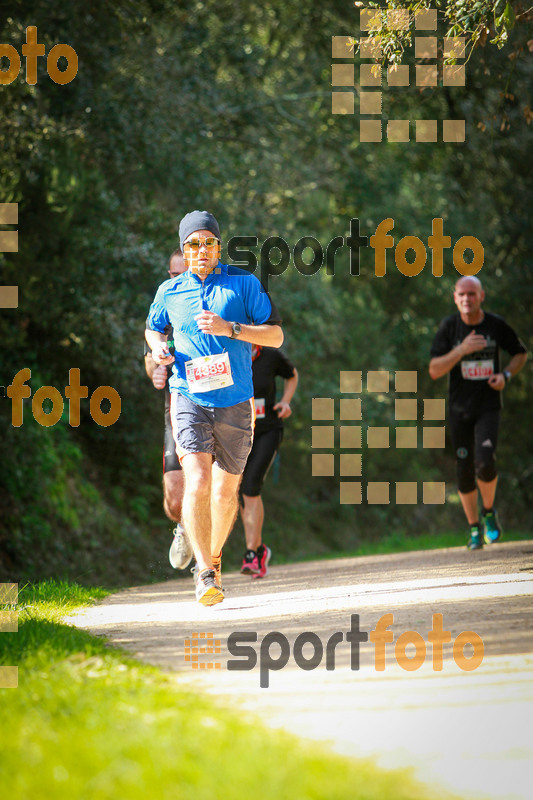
[487,352,528,391]
[274,368,299,418]
[231,323,283,347]
[144,353,158,379]
[194,311,283,347]
[429,331,487,380]
[145,328,175,365]
[504,352,528,377]
[144,354,168,389]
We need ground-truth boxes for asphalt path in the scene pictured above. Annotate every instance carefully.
[68,540,533,800]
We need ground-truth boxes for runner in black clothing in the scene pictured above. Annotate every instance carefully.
[240,345,298,577]
[144,249,192,569]
[429,276,527,550]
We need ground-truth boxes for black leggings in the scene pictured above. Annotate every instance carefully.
[240,427,283,498]
[449,409,500,493]
[163,405,182,473]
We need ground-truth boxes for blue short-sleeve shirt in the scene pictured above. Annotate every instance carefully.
[147,263,278,407]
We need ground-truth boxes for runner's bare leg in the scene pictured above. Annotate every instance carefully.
[458,489,480,525]
[241,494,264,551]
[477,476,498,510]
[163,470,185,522]
[181,453,213,571]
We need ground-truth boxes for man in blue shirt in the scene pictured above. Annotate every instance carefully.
[146,210,283,605]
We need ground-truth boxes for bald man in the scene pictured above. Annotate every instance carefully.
[429,276,527,550]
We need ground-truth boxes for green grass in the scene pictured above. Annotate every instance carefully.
[351,528,532,557]
[273,529,532,564]
[0,580,453,800]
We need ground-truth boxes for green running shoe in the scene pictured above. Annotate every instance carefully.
[481,509,502,544]
[467,526,483,550]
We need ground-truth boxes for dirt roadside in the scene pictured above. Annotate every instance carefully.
[67,540,533,800]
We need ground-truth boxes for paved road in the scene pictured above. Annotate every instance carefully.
[68,541,533,800]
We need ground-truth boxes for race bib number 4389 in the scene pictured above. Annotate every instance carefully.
[185,352,234,393]
[461,359,494,380]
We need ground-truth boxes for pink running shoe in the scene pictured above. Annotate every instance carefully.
[252,545,271,579]
[241,549,259,574]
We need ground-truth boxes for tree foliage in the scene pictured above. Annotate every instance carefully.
[355,0,531,60]
[0,0,531,583]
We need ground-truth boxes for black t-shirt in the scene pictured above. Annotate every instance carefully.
[252,346,296,433]
[430,311,527,416]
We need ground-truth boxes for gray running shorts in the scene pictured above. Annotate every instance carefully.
[170,392,254,475]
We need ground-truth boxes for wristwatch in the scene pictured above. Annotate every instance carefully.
[230,322,242,339]
[503,370,512,383]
